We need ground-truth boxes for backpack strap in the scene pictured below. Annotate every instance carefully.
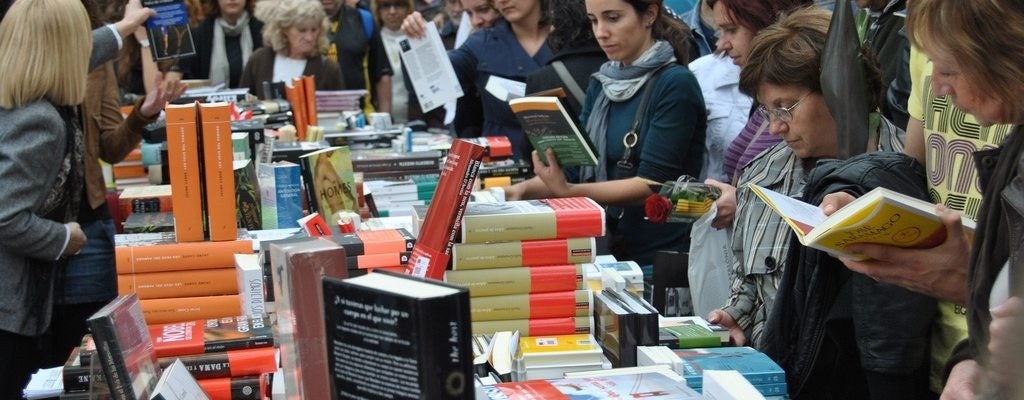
[358,8,374,39]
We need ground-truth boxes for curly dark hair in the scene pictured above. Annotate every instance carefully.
[546,0,594,53]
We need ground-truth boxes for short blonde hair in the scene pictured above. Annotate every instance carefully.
[0,0,92,108]
[256,0,329,58]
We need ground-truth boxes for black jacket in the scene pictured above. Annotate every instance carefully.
[525,43,607,119]
[177,17,264,88]
[762,151,936,400]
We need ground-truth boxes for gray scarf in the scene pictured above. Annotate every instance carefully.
[581,40,676,182]
[210,11,253,86]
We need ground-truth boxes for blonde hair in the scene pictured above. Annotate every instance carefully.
[907,0,1024,124]
[256,0,329,58]
[0,0,92,108]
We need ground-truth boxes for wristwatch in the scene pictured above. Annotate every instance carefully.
[138,38,151,48]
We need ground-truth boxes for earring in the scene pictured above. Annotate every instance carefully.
[645,22,653,29]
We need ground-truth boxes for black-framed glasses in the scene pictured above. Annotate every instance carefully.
[757,92,812,123]
[378,2,410,10]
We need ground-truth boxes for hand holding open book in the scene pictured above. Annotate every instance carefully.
[748,184,975,260]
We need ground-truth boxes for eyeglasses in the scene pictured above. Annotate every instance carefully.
[757,92,812,123]
[378,2,409,10]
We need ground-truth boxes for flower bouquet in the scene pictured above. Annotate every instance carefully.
[645,175,721,223]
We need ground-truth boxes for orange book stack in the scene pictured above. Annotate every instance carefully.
[444,197,607,337]
[115,239,254,324]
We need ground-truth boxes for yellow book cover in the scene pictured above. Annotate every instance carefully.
[748,184,975,260]
[516,333,604,367]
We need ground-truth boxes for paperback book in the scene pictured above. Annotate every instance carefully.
[149,315,273,358]
[460,197,605,243]
[87,294,161,400]
[141,0,197,61]
[299,146,358,220]
[508,96,598,167]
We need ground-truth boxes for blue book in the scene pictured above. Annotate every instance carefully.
[259,161,303,229]
[753,382,789,397]
[673,346,787,389]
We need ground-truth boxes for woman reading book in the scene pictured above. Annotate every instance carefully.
[0,0,92,395]
[504,0,705,268]
[728,8,934,399]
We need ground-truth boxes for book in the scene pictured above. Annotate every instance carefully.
[452,237,597,270]
[123,212,176,234]
[117,185,173,220]
[150,359,209,400]
[140,294,242,324]
[150,315,273,358]
[406,139,487,279]
[351,150,443,172]
[87,294,161,400]
[516,333,604,368]
[117,267,238,300]
[508,96,599,167]
[701,369,767,400]
[481,372,699,399]
[658,324,721,349]
[199,103,238,241]
[470,290,593,321]
[460,197,605,243]
[345,251,411,269]
[298,146,358,220]
[472,316,592,336]
[233,159,262,231]
[659,316,730,345]
[488,330,519,382]
[195,375,267,400]
[672,346,786,390]
[464,136,514,162]
[234,254,266,317]
[164,103,204,242]
[325,228,416,256]
[157,347,276,380]
[257,161,303,229]
[444,264,585,297]
[141,0,197,61]
[593,291,639,367]
[322,271,473,399]
[748,184,977,260]
[268,238,347,400]
[115,239,253,275]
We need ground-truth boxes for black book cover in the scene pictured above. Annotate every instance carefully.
[322,271,472,399]
[593,291,638,368]
[87,294,161,400]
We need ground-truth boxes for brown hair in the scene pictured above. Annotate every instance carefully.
[621,0,691,64]
[705,0,812,33]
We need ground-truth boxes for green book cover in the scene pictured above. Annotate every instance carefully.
[509,96,598,167]
[659,324,721,349]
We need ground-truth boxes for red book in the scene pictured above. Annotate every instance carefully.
[328,228,416,256]
[460,197,606,243]
[451,237,596,270]
[197,374,268,400]
[150,315,273,358]
[470,290,593,321]
[471,316,592,336]
[406,139,486,279]
[158,347,277,380]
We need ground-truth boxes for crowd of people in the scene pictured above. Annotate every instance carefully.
[0,0,1021,399]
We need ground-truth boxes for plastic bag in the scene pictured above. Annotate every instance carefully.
[687,203,734,318]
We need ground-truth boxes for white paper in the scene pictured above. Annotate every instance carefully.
[397,23,464,113]
[750,184,826,228]
[22,367,63,400]
[484,75,527,101]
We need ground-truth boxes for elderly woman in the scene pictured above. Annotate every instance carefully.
[742,7,935,399]
[239,0,343,99]
[0,0,91,395]
[831,1,1024,398]
[176,0,264,88]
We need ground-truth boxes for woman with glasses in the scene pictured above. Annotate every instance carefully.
[375,0,414,123]
[747,8,934,398]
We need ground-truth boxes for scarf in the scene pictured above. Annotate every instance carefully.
[210,11,253,86]
[581,40,676,182]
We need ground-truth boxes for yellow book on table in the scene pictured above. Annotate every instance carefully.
[747,184,975,260]
[517,333,604,367]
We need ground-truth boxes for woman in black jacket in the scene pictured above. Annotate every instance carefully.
[176,0,263,88]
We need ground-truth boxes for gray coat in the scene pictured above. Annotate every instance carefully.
[0,101,71,336]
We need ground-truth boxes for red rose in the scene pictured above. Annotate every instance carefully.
[645,193,671,224]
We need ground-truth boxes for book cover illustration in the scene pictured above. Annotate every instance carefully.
[150,315,274,358]
[142,0,197,61]
[234,159,262,231]
[509,96,598,167]
[300,146,358,221]
[258,161,302,229]
[87,294,161,400]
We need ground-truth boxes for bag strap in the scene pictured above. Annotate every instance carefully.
[617,64,670,176]
[552,60,586,107]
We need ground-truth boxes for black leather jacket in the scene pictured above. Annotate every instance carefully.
[762,151,936,399]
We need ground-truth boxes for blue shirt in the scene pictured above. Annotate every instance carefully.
[574,65,707,265]
[449,19,552,159]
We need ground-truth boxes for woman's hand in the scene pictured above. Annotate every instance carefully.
[819,191,856,216]
[139,71,188,118]
[400,11,428,38]
[704,179,736,229]
[706,309,746,346]
[64,222,87,257]
[532,148,571,197]
[941,359,981,400]
[988,297,1024,395]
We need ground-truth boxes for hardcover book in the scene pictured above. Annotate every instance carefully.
[322,271,473,399]
[345,251,411,269]
[508,96,598,167]
[748,184,976,260]
[117,184,173,220]
[233,159,262,231]
[257,161,303,229]
[672,346,786,390]
[116,267,238,299]
[114,239,253,275]
[460,197,605,243]
[233,254,266,317]
[140,294,243,324]
[481,372,698,399]
[164,103,204,242]
[199,103,238,241]
[658,324,721,349]
[407,139,487,279]
[87,294,161,400]
[299,146,358,221]
[157,347,277,380]
[470,290,593,321]
[325,228,416,256]
[141,0,197,61]
[451,237,596,270]
[593,291,639,368]
[443,264,585,297]
[195,374,267,400]
[472,316,592,337]
[150,315,273,358]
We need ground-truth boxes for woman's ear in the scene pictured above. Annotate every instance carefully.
[645,3,659,26]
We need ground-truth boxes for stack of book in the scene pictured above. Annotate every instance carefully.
[581,259,645,295]
[476,159,532,190]
[115,238,255,324]
[478,371,699,399]
[512,333,610,380]
[637,346,788,396]
[364,178,437,217]
[326,228,416,274]
[593,289,661,368]
[352,150,443,181]
[657,316,728,349]
[116,185,173,226]
[445,197,605,336]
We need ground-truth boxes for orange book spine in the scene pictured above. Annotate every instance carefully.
[112,163,145,179]
[287,79,308,141]
[115,239,253,275]
[302,75,317,127]
[471,316,591,336]
[199,103,238,241]
[140,294,242,325]
[164,103,204,242]
[117,267,239,299]
[159,347,277,380]
[196,375,268,400]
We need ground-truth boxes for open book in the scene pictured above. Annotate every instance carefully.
[748,184,975,260]
[509,96,599,167]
